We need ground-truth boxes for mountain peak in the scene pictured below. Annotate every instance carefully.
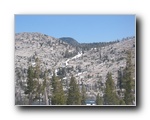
[59,37,80,47]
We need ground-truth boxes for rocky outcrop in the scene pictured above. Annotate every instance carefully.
[15,32,135,104]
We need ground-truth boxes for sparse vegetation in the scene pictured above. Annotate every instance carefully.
[15,32,135,105]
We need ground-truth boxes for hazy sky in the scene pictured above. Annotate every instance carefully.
[15,15,135,43]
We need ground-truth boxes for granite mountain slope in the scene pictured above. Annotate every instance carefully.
[15,32,135,104]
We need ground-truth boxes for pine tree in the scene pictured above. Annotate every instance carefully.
[25,66,37,105]
[51,72,66,105]
[43,70,49,105]
[119,99,126,105]
[81,83,86,105]
[117,68,126,102]
[35,58,41,79]
[67,76,81,105]
[99,47,102,60]
[104,72,119,105]
[34,57,41,104]
[123,51,135,105]
[117,68,123,90]
[96,93,103,105]
[51,71,57,90]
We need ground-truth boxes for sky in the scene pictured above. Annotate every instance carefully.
[15,15,135,43]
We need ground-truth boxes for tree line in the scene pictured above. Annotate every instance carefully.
[24,65,84,105]
[96,51,135,105]
[15,50,135,105]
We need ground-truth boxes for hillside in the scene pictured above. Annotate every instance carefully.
[15,32,135,105]
[59,36,120,51]
[15,32,77,70]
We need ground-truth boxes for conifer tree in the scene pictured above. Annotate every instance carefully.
[81,83,86,105]
[117,68,126,102]
[51,71,57,90]
[123,51,135,105]
[104,72,119,105]
[96,93,103,105]
[117,68,123,90]
[51,72,66,105]
[25,66,37,105]
[43,70,49,105]
[35,57,41,104]
[67,76,81,105]
[119,99,126,105]
[35,58,41,79]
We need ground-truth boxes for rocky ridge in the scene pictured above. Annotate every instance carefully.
[15,32,135,102]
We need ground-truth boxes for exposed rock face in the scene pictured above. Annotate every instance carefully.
[68,38,135,84]
[15,32,76,71]
[15,32,135,104]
